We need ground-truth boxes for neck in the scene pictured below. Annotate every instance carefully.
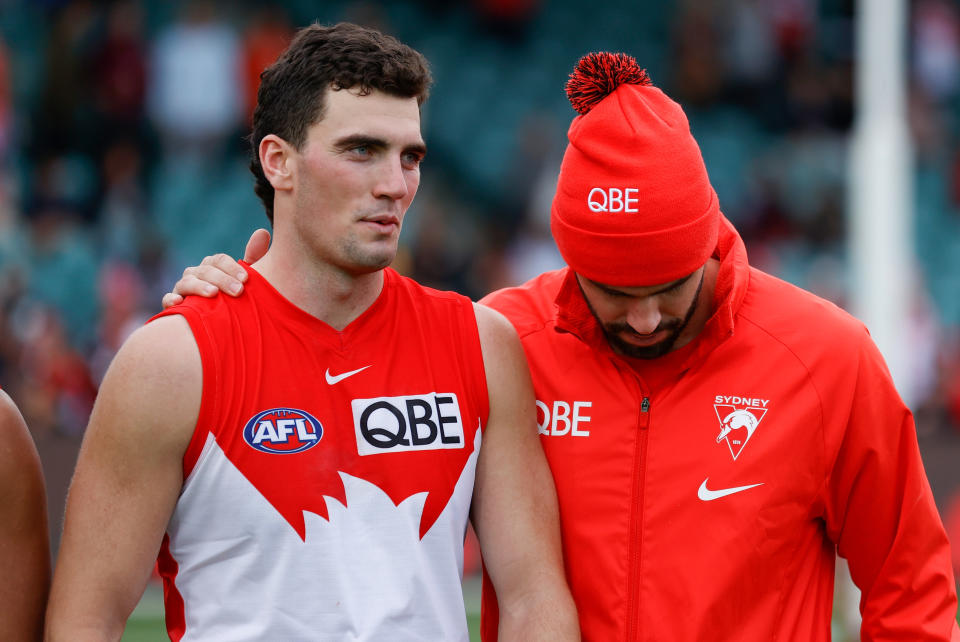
[253,227,385,331]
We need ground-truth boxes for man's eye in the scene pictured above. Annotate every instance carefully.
[350,145,370,157]
[402,153,423,168]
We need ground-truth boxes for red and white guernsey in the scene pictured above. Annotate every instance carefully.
[152,265,488,641]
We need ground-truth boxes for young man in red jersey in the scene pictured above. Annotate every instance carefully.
[0,389,49,641]
[176,51,960,640]
[47,23,577,640]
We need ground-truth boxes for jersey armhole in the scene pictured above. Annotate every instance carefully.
[150,307,218,479]
[463,300,491,432]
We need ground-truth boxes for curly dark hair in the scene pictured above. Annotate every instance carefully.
[250,22,432,223]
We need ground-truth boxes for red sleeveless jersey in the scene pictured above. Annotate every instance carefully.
[152,265,488,641]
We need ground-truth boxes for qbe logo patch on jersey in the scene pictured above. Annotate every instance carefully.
[243,407,324,454]
[351,393,465,456]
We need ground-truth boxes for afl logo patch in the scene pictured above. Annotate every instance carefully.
[243,408,323,454]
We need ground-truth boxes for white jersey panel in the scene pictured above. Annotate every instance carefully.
[166,429,480,641]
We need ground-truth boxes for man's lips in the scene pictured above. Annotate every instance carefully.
[360,214,400,230]
[618,329,667,346]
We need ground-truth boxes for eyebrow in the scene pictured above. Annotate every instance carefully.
[333,134,427,158]
[590,272,694,297]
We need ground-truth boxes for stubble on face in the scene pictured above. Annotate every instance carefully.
[290,89,423,277]
[585,272,705,359]
[336,224,397,273]
[291,177,402,276]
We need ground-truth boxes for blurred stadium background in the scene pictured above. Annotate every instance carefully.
[0,0,958,639]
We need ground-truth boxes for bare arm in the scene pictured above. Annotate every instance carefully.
[161,228,271,308]
[0,391,50,642]
[470,303,579,640]
[45,316,201,641]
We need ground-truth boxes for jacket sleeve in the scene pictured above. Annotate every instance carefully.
[822,328,959,641]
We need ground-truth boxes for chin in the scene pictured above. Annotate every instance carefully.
[618,343,672,359]
[609,332,680,359]
[340,240,398,273]
[346,252,396,274]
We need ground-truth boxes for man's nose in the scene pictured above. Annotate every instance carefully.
[625,297,661,335]
[374,157,409,200]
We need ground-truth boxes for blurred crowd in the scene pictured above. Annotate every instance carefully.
[0,0,959,568]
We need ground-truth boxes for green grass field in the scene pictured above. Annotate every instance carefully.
[121,578,483,641]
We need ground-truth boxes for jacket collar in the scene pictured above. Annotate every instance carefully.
[553,215,750,371]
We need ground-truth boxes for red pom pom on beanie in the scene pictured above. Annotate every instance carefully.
[566,52,651,115]
[551,52,720,286]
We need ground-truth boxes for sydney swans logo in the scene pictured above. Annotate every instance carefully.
[713,395,768,460]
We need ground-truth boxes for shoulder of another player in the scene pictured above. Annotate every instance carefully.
[0,391,42,493]
[0,389,28,439]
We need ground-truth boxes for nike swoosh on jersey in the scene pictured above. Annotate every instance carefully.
[697,478,764,501]
[325,366,372,385]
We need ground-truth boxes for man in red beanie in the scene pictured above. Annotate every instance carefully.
[168,52,959,640]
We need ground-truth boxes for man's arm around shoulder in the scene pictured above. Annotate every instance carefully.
[470,303,579,641]
[46,316,201,641]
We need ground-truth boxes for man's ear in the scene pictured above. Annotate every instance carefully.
[260,134,295,192]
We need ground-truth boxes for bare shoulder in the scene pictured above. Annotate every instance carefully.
[473,302,531,386]
[473,302,522,351]
[91,314,202,456]
[0,389,43,499]
[109,315,200,392]
[0,388,33,457]
[472,303,534,414]
[62,314,201,533]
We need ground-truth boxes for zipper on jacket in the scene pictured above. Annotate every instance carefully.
[627,395,651,641]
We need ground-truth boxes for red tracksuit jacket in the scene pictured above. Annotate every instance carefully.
[480,217,959,641]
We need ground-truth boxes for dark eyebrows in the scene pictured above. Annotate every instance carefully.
[333,134,387,151]
[332,134,427,158]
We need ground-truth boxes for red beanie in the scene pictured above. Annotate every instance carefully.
[551,52,720,286]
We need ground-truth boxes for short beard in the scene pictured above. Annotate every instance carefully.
[587,273,704,360]
[337,232,398,274]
